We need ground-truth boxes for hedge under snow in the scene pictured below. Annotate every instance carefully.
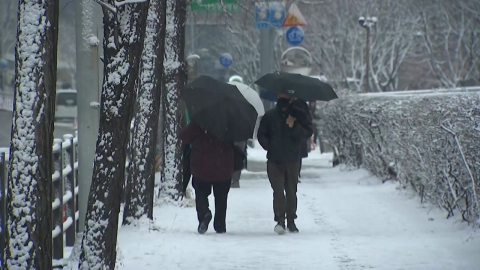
[318,92,480,225]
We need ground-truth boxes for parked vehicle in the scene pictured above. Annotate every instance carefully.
[55,89,77,121]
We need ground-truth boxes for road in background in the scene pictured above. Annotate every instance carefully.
[0,111,76,148]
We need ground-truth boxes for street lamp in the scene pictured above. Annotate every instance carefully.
[358,16,377,93]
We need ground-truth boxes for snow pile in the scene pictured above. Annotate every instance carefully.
[87,36,100,46]
[319,92,480,225]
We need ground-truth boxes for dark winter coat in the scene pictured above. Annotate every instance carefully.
[291,100,312,159]
[178,122,234,182]
[257,102,313,163]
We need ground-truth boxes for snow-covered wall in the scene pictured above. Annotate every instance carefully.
[319,92,480,225]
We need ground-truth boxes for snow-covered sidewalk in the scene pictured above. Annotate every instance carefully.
[117,161,480,270]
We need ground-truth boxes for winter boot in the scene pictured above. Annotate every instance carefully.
[287,220,299,233]
[274,222,287,235]
[198,211,212,234]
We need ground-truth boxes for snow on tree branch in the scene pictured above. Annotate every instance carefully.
[115,0,148,7]
[416,1,480,88]
[92,0,117,13]
[305,0,417,93]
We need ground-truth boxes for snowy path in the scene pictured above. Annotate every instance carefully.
[118,161,480,270]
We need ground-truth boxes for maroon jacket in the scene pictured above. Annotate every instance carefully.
[178,123,234,182]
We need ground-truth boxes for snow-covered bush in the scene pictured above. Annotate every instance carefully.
[319,93,480,224]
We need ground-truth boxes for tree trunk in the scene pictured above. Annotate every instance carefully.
[123,0,168,224]
[160,0,188,203]
[78,2,148,269]
[5,0,59,268]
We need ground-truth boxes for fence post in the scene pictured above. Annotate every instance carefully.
[0,151,6,267]
[64,134,76,246]
[73,132,79,232]
[52,139,64,263]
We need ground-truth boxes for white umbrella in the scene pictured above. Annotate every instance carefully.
[228,81,265,116]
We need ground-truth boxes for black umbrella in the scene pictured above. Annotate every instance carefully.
[255,71,338,101]
[181,75,258,142]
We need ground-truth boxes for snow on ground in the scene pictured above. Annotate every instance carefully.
[116,149,480,270]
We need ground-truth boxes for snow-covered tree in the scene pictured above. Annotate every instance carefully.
[224,16,261,86]
[416,0,480,88]
[5,0,59,268]
[123,0,168,223]
[78,1,149,269]
[160,0,187,203]
[303,0,416,92]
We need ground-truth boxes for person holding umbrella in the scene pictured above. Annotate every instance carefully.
[179,76,257,234]
[228,81,265,188]
[255,71,337,234]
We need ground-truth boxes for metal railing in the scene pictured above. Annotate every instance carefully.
[0,133,79,268]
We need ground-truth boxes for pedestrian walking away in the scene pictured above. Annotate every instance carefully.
[231,141,247,188]
[257,93,313,234]
[178,122,234,234]
[309,101,322,152]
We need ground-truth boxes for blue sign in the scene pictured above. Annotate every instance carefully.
[219,53,233,67]
[286,26,304,46]
[255,2,286,29]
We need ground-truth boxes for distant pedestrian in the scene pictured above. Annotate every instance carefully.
[257,93,313,234]
[231,141,247,188]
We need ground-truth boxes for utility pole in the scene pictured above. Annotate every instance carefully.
[259,28,276,111]
[189,15,195,54]
[75,0,103,232]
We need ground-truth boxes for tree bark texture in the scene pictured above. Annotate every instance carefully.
[5,0,59,269]
[78,2,149,269]
[160,0,188,203]
[123,0,168,224]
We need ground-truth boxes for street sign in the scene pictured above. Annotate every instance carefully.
[285,26,304,46]
[255,2,286,29]
[282,3,307,27]
[219,53,233,67]
[190,0,239,13]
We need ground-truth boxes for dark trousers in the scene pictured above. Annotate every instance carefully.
[192,177,231,231]
[266,161,300,223]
